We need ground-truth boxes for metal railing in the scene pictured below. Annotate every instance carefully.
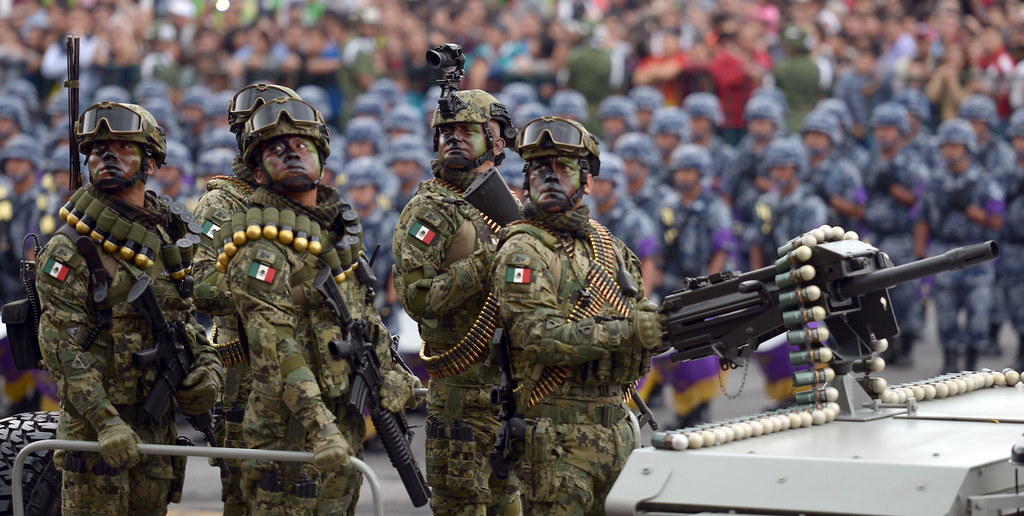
[12,439,384,516]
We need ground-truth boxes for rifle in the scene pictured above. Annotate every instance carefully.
[65,35,81,191]
[488,328,525,480]
[313,267,430,508]
[127,274,229,477]
[661,239,998,408]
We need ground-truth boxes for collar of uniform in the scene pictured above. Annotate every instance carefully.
[522,202,593,238]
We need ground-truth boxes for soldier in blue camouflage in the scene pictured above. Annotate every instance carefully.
[191,83,302,516]
[652,144,736,428]
[628,85,665,133]
[384,133,432,211]
[227,98,420,514]
[894,88,939,170]
[959,94,1015,179]
[999,111,1024,370]
[491,116,665,515]
[862,102,929,364]
[612,131,666,217]
[37,102,223,515]
[814,97,871,172]
[916,119,1005,373]
[597,95,638,148]
[682,92,735,194]
[800,110,866,232]
[392,89,522,516]
[647,107,690,177]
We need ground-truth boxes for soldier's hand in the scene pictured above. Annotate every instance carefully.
[313,423,350,473]
[632,300,665,351]
[97,417,141,468]
[175,363,225,415]
[379,370,422,412]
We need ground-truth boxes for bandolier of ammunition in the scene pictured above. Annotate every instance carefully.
[212,206,362,286]
[524,220,631,409]
[58,188,199,286]
[211,324,248,367]
[417,177,504,379]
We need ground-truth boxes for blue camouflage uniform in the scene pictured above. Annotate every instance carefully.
[998,154,1024,367]
[801,111,867,232]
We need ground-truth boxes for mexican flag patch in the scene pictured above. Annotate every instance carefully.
[409,222,437,245]
[44,259,69,281]
[201,220,220,239]
[248,262,277,283]
[506,266,531,284]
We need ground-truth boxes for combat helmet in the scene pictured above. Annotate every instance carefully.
[937,118,978,153]
[517,115,601,177]
[242,97,331,191]
[77,102,167,166]
[870,102,910,135]
[958,94,999,129]
[431,89,517,166]
[228,83,301,144]
[668,144,713,176]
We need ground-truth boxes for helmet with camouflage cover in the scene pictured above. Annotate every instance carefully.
[241,97,331,191]
[668,144,713,177]
[937,118,977,153]
[958,94,999,128]
[76,102,167,167]
[517,115,601,210]
[227,83,301,141]
[870,102,911,135]
[431,88,517,166]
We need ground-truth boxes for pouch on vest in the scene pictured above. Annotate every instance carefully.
[1,233,43,371]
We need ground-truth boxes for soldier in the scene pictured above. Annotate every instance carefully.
[862,102,928,364]
[548,89,590,124]
[0,97,30,147]
[343,117,386,159]
[191,83,302,516]
[491,116,664,514]
[385,133,432,211]
[1000,112,1024,370]
[652,144,736,428]
[815,97,870,171]
[597,95,638,148]
[915,119,1004,373]
[152,140,195,206]
[749,138,827,403]
[800,110,866,232]
[682,92,735,193]
[392,89,522,515]
[226,97,420,513]
[894,88,939,170]
[958,94,1015,179]
[647,107,691,176]
[628,85,665,133]
[612,131,665,216]
[37,101,223,514]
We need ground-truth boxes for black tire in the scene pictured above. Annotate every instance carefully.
[0,411,61,516]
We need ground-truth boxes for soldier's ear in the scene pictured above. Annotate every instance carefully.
[492,136,506,155]
[255,167,268,186]
[582,172,593,195]
[145,157,157,176]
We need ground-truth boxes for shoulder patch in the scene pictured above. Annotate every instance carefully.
[248,261,277,283]
[505,266,532,284]
[201,220,220,239]
[409,220,438,245]
[42,258,70,281]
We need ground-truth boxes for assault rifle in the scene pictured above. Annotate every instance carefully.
[488,328,525,480]
[128,274,229,477]
[313,267,430,508]
[662,239,998,369]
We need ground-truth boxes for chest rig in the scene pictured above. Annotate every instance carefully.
[418,178,505,380]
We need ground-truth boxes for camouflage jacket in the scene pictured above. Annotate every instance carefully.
[392,179,501,385]
[490,220,653,410]
[37,189,219,439]
[227,187,393,436]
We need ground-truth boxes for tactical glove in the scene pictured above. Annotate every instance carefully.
[631,300,665,351]
[175,363,225,415]
[379,369,422,413]
[874,170,897,191]
[313,423,350,473]
[97,416,141,468]
[948,188,972,211]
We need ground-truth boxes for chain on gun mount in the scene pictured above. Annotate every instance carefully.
[427,43,467,118]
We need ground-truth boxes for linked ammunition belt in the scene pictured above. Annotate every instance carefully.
[211,324,247,368]
[526,220,631,409]
[212,206,361,286]
[418,178,503,379]
[59,188,198,280]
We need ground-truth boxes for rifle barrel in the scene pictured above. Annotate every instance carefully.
[838,241,998,299]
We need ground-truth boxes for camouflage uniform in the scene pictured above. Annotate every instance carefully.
[806,154,865,232]
[37,103,220,515]
[392,90,521,515]
[999,156,1024,367]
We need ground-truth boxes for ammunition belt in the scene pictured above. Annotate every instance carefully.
[212,323,248,368]
[421,292,500,379]
[427,178,502,233]
[527,221,630,409]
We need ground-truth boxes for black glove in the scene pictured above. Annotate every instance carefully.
[948,188,972,211]
[874,170,897,192]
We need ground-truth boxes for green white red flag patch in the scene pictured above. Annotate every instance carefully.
[506,266,531,284]
[44,258,69,281]
[248,262,277,283]
[409,222,437,245]
[201,220,220,238]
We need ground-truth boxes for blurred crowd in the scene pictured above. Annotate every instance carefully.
[3,0,1024,420]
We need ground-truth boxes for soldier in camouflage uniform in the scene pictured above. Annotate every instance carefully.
[191,83,302,516]
[612,131,666,217]
[959,94,1015,179]
[800,110,866,232]
[915,119,1004,372]
[862,102,929,364]
[491,116,665,514]
[682,92,735,194]
[1000,111,1024,370]
[37,102,223,515]
[226,97,420,514]
[392,89,522,516]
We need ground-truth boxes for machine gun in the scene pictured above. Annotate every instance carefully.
[313,267,430,508]
[488,328,525,480]
[661,237,998,416]
[128,274,229,477]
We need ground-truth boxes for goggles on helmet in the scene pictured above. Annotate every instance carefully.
[230,84,297,116]
[78,104,144,136]
[519,117,585,152]
[245,99,322,134]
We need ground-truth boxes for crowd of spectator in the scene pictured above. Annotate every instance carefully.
[4,0,1024,418]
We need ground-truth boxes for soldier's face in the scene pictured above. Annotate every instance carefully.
[590,178,615,204]
[691,117,713,139]
[873,126,901,150]
[940,143,969,172]
[153,165,183,191]
[347,141,376,159]
[392,160,422,181]
[0,117,16,139]
[527,156,590,211]
[3,158,34,183]
[770,165,798,191]
[747,119,776,143]
[968,119,990,142]
[87,139,149,188]
[654,133,681,154]
[348,184,378,212]
[259,135,321,184]
[437,122,488,167]
[601,117,628,139]
[1013,136,1024,159]
[672,167,701,192]
[802,132,831,158]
